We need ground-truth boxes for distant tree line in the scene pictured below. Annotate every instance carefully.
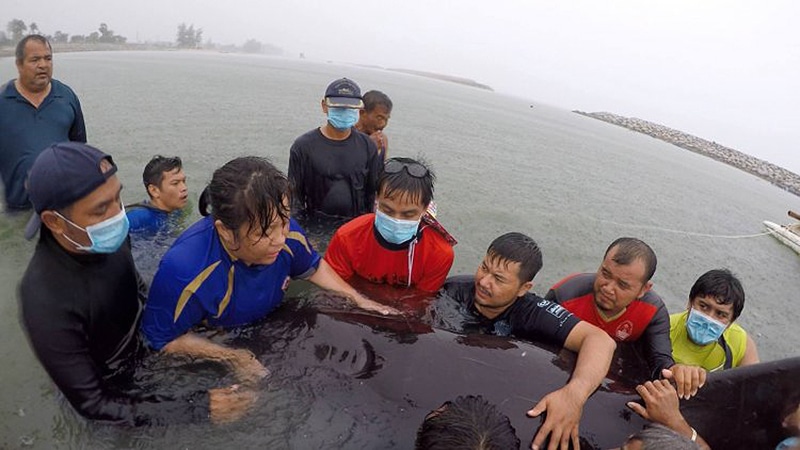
[176,23,203,48]
[1,19,127,46]
[0,18,284,56]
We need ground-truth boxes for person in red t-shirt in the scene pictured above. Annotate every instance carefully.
[545,237,706,399]
[324,157,455,294]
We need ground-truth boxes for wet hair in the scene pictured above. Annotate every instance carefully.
[415,395,520,450]
[142,155,182,198]
[377,157,435,207]
[689,269,746,321]
[363,90,393,113]
[605,237,658,282]
[199,156,290,240]
[16,35,51,64]
[486,232,543,283]
[627,423,700,449]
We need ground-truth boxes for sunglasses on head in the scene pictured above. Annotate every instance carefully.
[384,159,428,178]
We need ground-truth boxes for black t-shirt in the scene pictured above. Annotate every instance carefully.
[288,127,381,218]
[19,228,207,425]
[438,275,580,348]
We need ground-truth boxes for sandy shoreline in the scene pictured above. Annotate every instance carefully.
[575,111,800,198]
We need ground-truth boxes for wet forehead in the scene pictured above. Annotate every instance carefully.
[378,188,425,210]
[483,253,522,279]
[693,295,734,314]
[23,40,52,58]
[602,248,647,285]
[162,167,185,181]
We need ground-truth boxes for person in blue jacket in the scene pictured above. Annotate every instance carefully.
[127,155,188,235]
[142,156,397,383]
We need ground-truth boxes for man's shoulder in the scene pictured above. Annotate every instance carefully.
[420,226,455,253]
[442,275,475,298]
[292,128,323,148]
[50,79,79,97]
[724,321,748,340]
[127,202,165,219]
[510,292,557,313]
[351,129,378,152]
[551,272,595,293]
[19,239,82,314]
[636,288,666,308]
[20,243,61,294]
[669,310,686,322]
[161,217,217,267]
[1,80,16,97]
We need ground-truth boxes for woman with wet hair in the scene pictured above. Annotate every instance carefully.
[142,156,396,386]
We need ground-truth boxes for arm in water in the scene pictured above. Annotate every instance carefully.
[528,321,616,450]
[308,259,401,315]
[162,332,269,385]
[21,296,213,426]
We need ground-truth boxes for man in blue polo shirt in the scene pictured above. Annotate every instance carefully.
[0,34,86,211]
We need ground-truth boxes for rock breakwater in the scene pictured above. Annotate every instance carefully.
[575,111,800,197]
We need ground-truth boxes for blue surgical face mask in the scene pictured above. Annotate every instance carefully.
[686,307,727,346]
[374,209,420,244]
[776,436,799,450]
[57,206,130,254]
[327,107,359,130]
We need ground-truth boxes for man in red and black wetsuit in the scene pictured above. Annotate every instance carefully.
[545,237,705,398]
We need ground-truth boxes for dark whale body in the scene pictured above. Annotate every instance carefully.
[219,303,798,449]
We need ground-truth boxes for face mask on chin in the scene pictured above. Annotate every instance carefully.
[327,107,359,130]
[686,307,727,346]
[57,206,130,254]
[374,209,420,244]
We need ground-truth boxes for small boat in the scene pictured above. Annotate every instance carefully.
[764,210,800,254]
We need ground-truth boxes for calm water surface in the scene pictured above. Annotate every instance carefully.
[1,51,798,448]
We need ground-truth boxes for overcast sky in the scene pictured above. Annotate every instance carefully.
[5,0,799,173]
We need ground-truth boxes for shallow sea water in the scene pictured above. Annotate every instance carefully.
[1,51,798,449]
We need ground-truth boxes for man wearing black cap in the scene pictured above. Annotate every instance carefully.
[0,35,86,211]
[288,77,382,219]
[19,142,252,425]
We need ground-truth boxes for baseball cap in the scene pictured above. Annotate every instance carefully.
[324,78,364,109]
[24,142,118,240]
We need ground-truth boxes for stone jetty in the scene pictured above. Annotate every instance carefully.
[574,111,800,197]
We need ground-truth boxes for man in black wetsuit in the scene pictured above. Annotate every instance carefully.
[18,142,251,425]
[288,77,382,219]
[438,232,616,450]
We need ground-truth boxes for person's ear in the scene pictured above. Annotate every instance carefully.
[214,219,236,247]
[321,100,328,114]
[147,183,160,199]
[40,210,67,235]
[637,280,653,299]
[516,281,534,297]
